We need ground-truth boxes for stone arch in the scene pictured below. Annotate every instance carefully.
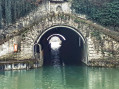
[1,11,119,67]
[19,13,106,65]
[33,25,88,65]
[35,25,86,44]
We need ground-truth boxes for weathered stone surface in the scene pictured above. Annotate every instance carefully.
[0,1,119,67]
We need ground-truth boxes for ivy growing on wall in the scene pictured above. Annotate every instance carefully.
[91,30,101,40]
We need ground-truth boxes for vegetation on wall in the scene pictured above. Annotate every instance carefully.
[71,0,119,31]
[91,30,101,40]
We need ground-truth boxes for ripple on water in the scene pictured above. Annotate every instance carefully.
[0,66,119,89]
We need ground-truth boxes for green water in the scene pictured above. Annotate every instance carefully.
[0,65,119,89]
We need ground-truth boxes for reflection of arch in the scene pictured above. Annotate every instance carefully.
[56,5,62,12]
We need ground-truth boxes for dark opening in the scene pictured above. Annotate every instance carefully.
[37,26,85,66]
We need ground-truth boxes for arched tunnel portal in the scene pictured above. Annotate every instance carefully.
[34,25,87,66]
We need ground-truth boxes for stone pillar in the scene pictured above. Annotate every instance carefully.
[38,44,43,67]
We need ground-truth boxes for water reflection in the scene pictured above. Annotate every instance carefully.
[0,66,119,89]
[51,49,61,66]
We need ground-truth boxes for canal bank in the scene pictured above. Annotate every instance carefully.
[0,59,41,71]
[88,59,119,67]
[1,59,119,71]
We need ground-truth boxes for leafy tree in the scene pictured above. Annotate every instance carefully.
[0,1,2,28]
[71,0,119,30]
[0,0,39,29]
[5,0,12,25]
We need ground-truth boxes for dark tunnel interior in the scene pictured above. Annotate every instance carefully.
[37,26,85,66]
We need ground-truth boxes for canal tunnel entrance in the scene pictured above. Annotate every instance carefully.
[34,26,86,66]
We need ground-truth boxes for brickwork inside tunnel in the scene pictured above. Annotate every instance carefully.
[36,26,85,66]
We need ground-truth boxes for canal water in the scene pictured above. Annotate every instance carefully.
[0,65,119,89]
[0,49,119,89]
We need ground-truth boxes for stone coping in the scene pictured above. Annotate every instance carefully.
[88,59,119,67]
[0,59,37,65]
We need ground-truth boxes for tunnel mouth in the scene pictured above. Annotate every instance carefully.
[35,26,86,66]
[49,35,63,50]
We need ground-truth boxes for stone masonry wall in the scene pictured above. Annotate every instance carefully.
[0,0,119,67]
[0,36,21,60]
[76,22,119,61]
